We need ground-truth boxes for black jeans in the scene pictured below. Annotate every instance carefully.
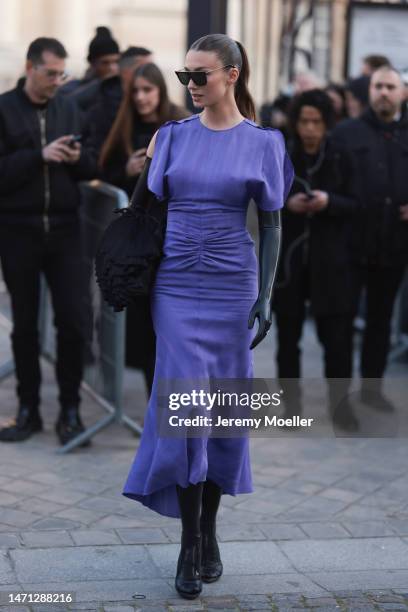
[275,309,353,379]
[0,222,87,409]
[352,263,406,378]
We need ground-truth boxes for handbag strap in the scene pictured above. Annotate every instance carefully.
[128,156,168,213]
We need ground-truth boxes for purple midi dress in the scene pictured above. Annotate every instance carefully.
[122,113,294,518]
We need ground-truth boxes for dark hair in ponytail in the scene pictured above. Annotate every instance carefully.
[189,34,256,121]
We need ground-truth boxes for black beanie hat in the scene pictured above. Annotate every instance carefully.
[87,26,120,63]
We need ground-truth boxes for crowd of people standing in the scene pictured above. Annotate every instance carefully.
[0,25,407,445]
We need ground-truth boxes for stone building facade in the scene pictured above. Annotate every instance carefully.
[0,0,405,106]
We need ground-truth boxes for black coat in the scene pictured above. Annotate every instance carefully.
[59,77,101,111]
[272,137,358,317]
[0,86,96,229]
[85,75,123,155]
[101,119,158,197]
[332,107,408,267]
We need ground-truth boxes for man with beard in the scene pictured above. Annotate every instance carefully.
[333,66,408,412]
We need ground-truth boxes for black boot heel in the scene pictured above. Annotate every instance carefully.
[201,531,223,583]
[175,533,202,599]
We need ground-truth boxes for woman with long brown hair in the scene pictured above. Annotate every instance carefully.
[99,63,189,393]
[99,62,189,199]
[122,34,293,599]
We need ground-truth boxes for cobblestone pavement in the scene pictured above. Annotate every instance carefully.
[1,590,408,611]
[1,281,408,611]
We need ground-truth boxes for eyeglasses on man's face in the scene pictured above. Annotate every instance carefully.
[175,64,235,87]
[34,65,69,82]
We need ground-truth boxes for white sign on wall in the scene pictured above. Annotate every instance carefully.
[347,2,408,78]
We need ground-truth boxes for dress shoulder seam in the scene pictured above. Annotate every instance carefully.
[243,119,279,133]
[160,115,198,130]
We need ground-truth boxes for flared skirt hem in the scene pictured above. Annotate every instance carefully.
[122,474,254,519]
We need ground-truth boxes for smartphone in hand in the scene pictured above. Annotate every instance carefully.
[68,134,83,148]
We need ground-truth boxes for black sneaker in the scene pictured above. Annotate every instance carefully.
[55,406,91,447]
[0,405,43,442]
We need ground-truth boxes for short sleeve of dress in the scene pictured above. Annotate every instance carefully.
[147,121,173,201]
[256,129,294,211]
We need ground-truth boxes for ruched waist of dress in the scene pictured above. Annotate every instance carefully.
[166,206,247,232]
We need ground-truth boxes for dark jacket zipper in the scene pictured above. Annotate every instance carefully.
[38,109,50,233]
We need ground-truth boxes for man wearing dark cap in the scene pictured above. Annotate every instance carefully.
[87,46,153,157]
[86,26,120,81]
[59,26,120,108]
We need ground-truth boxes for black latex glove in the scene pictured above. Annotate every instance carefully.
[248,209,281,350]
[128,156,152,207]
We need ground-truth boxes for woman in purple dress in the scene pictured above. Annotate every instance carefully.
[98,63,190,395]
[123,34,293,599]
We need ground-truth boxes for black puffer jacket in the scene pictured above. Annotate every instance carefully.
[0,86,96,229]
[332,106,408,266]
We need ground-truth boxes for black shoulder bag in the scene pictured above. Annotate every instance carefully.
[95,157,168,312]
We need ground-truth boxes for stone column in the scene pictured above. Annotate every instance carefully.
[0,0,21,91]
[331,0,349,82]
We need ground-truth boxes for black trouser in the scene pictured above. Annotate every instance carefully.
[352,263,406,378]
[275,310,353,379]
[0,222,87,409]
[275,309,353,414]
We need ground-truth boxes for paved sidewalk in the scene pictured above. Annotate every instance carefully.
[1,283,408,611]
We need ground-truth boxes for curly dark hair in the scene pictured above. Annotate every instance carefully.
[288,89,335,137]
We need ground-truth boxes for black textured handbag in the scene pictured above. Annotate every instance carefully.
[95,159,168,312]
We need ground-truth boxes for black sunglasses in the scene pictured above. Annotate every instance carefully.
[175,65,235,86]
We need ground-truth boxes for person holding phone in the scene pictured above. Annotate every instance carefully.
[98,62,189,394]
[0,38,95,446]
[68,134,83,147]
[99,62,189,195]
[272,89,360,432]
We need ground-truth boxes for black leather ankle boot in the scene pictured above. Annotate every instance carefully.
[175,532,202,599]
[201,526,223,583]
